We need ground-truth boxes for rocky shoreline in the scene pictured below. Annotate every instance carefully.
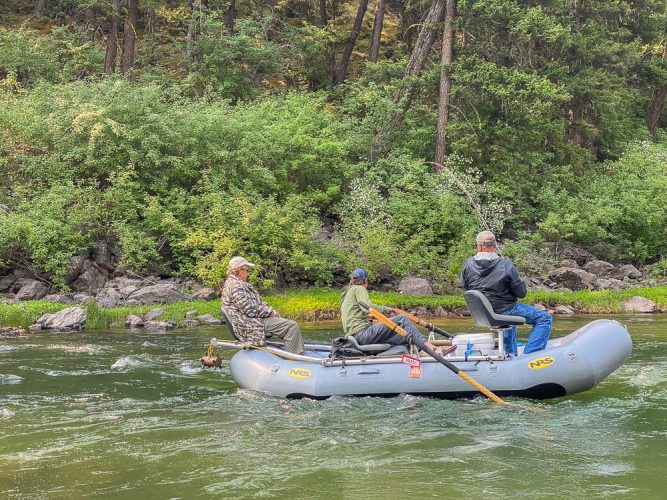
[0,243,664,334]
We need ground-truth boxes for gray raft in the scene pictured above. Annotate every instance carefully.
[211,292,632,400]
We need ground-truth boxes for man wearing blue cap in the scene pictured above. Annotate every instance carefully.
[341,268,454,354]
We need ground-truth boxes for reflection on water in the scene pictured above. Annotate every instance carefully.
[1,315,666,497]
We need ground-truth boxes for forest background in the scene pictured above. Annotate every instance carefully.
[0,0,666,293]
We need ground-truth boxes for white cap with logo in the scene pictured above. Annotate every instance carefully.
[227,256,256,271]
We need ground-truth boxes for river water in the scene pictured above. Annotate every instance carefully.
[1,315,665,498]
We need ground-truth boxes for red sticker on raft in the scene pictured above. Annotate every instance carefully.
[409,365,422,378]
[401,355,421,367]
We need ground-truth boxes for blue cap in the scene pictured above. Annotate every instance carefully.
[350,268,368,280]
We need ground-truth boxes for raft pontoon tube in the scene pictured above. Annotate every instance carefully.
[211,292,632,400]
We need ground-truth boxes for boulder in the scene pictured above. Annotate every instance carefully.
[595,278,625,291]
[144,320,176,330]
[0,273,16,292]
[28,323,43,332]
[145,308,166,321]
[533,303,548,311]
[117,285,138,299]
[93,241,114,271]
[72,293,93,304]
[0,326,27,338]
[178,319,201,328]
[557,243,597,266]
[44,294,76,304]
[10,278,34,293]
[35,313,51,325]
[191,287,218,301]
[614,264,643,281]
[397,277,433,296]
[554,305,575,315]
[96,288,122,308]
[185,310,198,319]
[125,314,144,328]
[622,296,656,313]
[409,306,429,317]
[126,283,188,306]
[197,314,222,326]
[70,265,107,293]
[15,280,50,301]
[38,307,87,330]
[106,276,144,289]
[583,260,615,277]
[549,268,596,291]
[65,254,90,284]
[432,306,447,317]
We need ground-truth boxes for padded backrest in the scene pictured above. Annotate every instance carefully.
[220,308,239,341]
[463,291,526,328]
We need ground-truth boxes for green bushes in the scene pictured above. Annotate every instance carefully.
[0,12,665,290]
[539,140,667,263]
[0,26,103,86]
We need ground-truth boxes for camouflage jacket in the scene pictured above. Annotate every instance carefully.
[221,275,275,345]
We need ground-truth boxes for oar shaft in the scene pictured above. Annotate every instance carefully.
[392,307,454,339]
[363,304,508,405]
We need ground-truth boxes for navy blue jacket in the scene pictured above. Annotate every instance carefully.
[460,253,527,313]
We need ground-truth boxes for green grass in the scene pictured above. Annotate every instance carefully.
[1,286,665,330]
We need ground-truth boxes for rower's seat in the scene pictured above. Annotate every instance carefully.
[340,336,409,356]
[463,291,526,328]
[220,307,272,343]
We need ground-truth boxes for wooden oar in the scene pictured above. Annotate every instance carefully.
[391,306,455,339]
[360,302,509,405]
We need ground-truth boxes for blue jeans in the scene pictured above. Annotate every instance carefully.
[499,303,552,355]
[354,315,424,346]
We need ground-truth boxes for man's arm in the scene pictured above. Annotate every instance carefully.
[508,263,527,299]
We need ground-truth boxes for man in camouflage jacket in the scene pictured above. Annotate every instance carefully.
[221,256,305,354]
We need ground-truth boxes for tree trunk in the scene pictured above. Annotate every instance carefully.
[105,0,121,74]
[434,0,456,168]
[120,0,139,76]
[33,0,47,18]
[226,0,236,34]
[334,0,369,84]
[647,83,667,138]
[391,0,447,117]
[319,0,328,27]
[573,0,582,34]
[368,0,386,62]
[84,7,96,41]
[186,1,205,67]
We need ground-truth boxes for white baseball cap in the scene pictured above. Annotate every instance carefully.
[227,256,256,271]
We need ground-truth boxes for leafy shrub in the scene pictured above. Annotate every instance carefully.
[180,193,335,288]
[0,26,103,86]
[0,183,101,286]
[539,139,667,262]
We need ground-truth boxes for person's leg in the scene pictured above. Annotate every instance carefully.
[498,304,519,355]
[262,316,305,354]
[354,321,406,346]
[510,303,552,354]
[503,325,518,356]
[390,315,425,343]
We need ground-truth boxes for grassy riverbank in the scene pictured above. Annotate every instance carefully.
[1,287,666,330]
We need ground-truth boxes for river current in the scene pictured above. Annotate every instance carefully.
[1,315,665,498]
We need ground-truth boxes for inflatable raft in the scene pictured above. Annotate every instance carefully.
[209,292,632,400]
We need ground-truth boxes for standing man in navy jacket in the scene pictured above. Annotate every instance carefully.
[460,231,552,355]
